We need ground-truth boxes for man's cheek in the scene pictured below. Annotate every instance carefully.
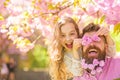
[83,47,87,53]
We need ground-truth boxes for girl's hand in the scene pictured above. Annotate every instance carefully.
[73,38,82,51]
[72,38,82,60]
[96,27,110,37]
[96,26,115,46]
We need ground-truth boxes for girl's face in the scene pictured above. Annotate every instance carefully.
[60,22,78,51]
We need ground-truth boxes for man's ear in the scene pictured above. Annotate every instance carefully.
[105,44,115,57]
[105,44,110,57]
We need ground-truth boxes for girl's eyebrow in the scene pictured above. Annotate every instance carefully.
[61,32,65,34]
[70,30,76,32]
[61,30,76,34]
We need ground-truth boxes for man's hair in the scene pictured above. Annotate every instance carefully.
[82,23,107,43]
[82,23,100,37]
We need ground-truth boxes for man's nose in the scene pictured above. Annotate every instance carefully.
[89,41,94,46]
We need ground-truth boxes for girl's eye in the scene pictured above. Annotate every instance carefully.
[70,33,75,35]
[61,34,65,37]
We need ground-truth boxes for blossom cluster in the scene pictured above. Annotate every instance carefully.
[81,59,105,75]
[82,35,101,46]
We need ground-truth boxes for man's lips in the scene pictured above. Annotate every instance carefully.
[88,49,98,57]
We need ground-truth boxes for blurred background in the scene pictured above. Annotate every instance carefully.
[0,0,120,80]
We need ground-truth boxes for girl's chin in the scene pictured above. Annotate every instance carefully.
[64,47,72,52]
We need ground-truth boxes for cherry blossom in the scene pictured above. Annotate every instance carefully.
[0,0,120,53]
[82,35,101,45]
[81,59,105,75]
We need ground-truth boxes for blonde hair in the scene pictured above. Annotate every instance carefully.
[48,17,80,80]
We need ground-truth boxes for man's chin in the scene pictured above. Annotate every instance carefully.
[86,58,95,64]
[85,55,98,63]
[85,52,106,64]
[86,57,105,64]
[88,54,98,59]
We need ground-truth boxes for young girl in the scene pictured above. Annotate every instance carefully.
[48,17,83,80]
[48,17,116,80]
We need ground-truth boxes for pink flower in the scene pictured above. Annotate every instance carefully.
[85,3,101,18]
[93,0,114,8]
[88,64,94,70]
[93,59,99,66]
[81,59,104,75]
[96,67,102,73]
[99,60,105,67]
[81,59,88,69]
[82,36,92,45]
[92,35,101,42]
[91,70,96,75]
[81,59,85,64]
[82,63,88,69]
[82,35,101,46]
[104,6,120,25]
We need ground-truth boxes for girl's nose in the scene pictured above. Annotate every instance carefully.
[66,36,71,41]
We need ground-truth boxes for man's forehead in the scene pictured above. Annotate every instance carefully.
[84,32,96,37]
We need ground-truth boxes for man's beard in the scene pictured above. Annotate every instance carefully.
[82,45,106,64]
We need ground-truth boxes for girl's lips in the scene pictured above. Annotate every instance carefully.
[66,43,73,48]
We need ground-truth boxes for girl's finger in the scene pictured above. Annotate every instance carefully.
[96,27,109,36]
[96,27,104,35]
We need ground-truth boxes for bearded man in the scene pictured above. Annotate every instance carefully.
[74,23,120,80]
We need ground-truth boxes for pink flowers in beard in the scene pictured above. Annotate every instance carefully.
[99,60,105,67]
[81,59,88,69]
[91,70,96,75]
[96,67,103,73]
[81,59,105,75]
[88,64,94,70]
[93,59,99,66]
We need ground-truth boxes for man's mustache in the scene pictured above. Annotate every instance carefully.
[85,45,101,54]
[83,45,106,64]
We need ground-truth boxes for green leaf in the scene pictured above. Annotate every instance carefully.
[74,0,81,6]
[94,18,99,24]
[0,15,4,20]
[114,23,120,35]
[48,3,56,10]
[111,32,120,52]
[99,15,105,24]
